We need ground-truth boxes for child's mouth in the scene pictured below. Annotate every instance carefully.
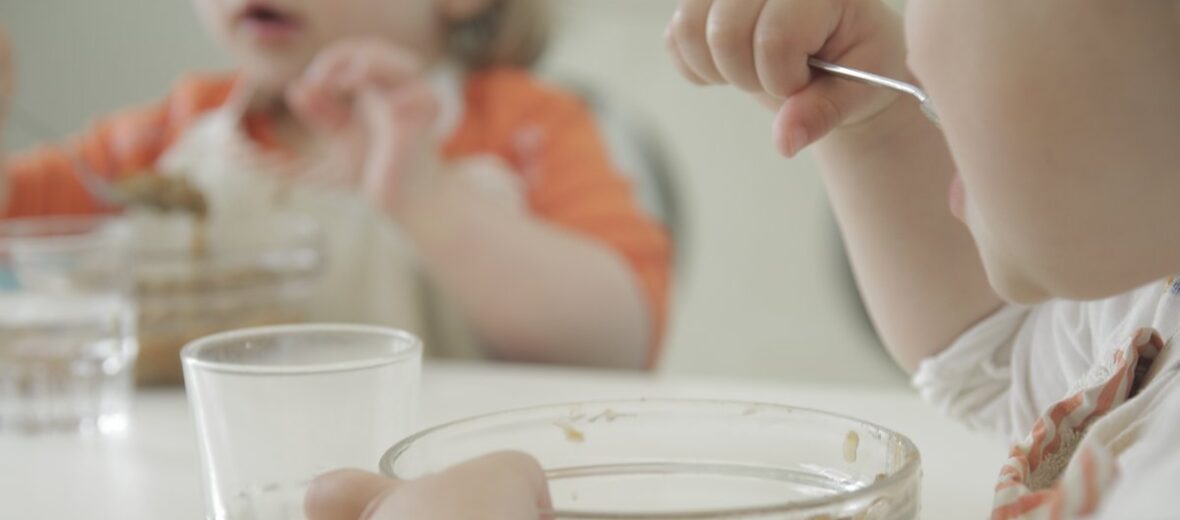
[948,173,966,222]
[237,3,302,43]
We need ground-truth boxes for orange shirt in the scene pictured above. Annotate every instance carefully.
[2,69,671,361]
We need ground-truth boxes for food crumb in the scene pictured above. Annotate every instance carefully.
[589,408,625,423]
[555,421,585,443]
[843,431,860,463]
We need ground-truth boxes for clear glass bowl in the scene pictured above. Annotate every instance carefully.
[132,212,323,385]
[380,399,921,519]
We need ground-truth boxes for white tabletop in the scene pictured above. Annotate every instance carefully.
[0,362,1006,519]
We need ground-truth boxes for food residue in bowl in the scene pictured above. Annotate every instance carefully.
[554,421,585,443]
[589,408,629,423]
[843,431,860,463]
[116,172,212,256]
[115,173,209,219]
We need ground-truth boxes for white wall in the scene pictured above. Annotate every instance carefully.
[1,0,906,386]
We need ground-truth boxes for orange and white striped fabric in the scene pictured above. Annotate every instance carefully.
[991,328,1166,520]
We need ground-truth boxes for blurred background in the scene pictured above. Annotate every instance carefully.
[1,0,907,386]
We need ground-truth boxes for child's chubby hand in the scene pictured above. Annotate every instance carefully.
[665,0,908,156]
[303,452,552,520]
[286,38,441,219]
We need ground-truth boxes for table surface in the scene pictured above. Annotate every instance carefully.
[0,362,1006,519]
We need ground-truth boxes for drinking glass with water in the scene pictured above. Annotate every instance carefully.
[0,217,137,434]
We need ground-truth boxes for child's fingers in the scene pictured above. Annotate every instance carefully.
[442,451,551,508]
[290,39,426,134]
[664,26,709,86]
[301,47,355,95]
[289,47,356,130]
[303,469,401,520]
[772,75,871,157]
[357,82,440,209]
[335,44,422,92]
[705,0,768,93]
[356,80,439,156]
[365,452,552,520]
[304,39,422,95]
[388,82,440,132]
[669,0,725,84]
[286,81,350,131]
[752,0,834,100]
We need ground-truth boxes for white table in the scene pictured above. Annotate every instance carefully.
[0,362,1006,519]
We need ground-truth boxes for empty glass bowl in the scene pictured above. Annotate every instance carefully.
[381,399,921,519]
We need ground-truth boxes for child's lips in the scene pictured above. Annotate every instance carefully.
[236,3,303,44]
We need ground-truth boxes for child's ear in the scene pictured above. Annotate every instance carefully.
[439,0,495,22]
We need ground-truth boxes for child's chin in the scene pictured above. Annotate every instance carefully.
[988,265,1126,305]
[983,264,1052,305]
[237,52,309,90]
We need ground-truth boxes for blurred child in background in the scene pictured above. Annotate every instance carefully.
[0,0,671,371]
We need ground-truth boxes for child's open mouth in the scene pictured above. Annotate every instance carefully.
[237,3,303,43]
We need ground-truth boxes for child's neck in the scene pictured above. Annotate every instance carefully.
[243,92,318,156]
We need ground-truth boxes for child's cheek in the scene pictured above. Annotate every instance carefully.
[902,0,980,95]
[901,0,942,78]
[191,0,231,43]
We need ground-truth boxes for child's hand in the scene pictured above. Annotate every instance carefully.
[304,452,552,520]
[665,0,906,156]
[286,38,441,217]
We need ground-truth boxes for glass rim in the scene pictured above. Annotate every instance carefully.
[180,323,422,376]
[379,398,922,519]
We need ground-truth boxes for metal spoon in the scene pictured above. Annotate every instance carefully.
[808,58,940,126]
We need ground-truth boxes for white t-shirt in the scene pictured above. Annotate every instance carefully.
[914,280,1180,518]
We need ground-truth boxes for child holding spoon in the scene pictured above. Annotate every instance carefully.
[299,1,1180,517]
[666,0,1180,517]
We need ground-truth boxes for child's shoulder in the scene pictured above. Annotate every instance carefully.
[93,71,236,140]
[462,67,587,119]
[161,71,238,122]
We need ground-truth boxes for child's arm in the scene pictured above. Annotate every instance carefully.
[1,73,234,219]
[0,27,114,217]
[399,139,666,370]
[289,42,668,369]
[815,96,1001,373]
[666,0,1000,372]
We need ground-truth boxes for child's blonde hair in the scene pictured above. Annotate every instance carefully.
[448,0,549,69]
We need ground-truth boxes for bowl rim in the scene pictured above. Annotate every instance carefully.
[379,398,922,519]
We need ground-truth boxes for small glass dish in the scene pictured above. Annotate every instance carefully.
[380,399,921,519]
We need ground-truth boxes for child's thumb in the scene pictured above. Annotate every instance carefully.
[772,75,874,158]
[304,469,401,520]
